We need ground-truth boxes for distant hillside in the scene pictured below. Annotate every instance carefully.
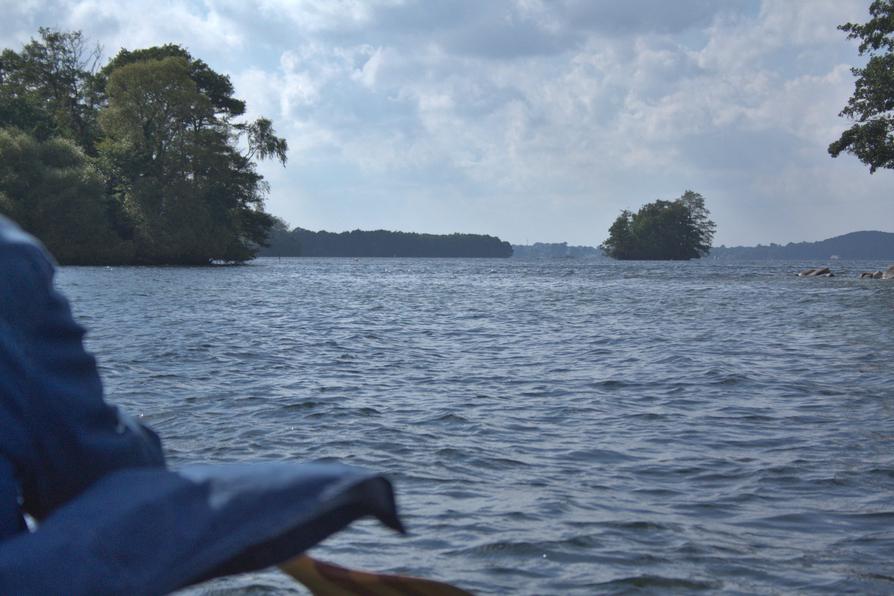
[260,227,513,258]
[709,231,894,260]
[512,242,605,258]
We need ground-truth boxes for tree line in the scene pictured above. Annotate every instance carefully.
[0,29,286,265]
[260,226,513,258]
[710,231,894,260]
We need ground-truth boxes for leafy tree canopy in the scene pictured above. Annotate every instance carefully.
[828,0,894,172]
[602,191,716,260]
[0,29,288,265]
[0,28,102,150]
[98,51,285,264]
[100,44,246,119]
[0,128,130,264]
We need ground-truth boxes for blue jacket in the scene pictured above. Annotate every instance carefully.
[0,216,401,594]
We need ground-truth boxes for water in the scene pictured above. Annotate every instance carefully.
[57,258,894,594]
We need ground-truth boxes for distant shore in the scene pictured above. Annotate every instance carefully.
[259,227,513,258]
[511,230,894,261]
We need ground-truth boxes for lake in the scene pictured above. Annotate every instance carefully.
[57,257,894,594]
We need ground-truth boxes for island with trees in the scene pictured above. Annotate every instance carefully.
[602,190,716,260]
[0,29,286,265]
[260,225,513,258]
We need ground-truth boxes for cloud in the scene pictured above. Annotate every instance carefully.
[556,0,758,36]
[0,0,245,62]
[1,0,891,245]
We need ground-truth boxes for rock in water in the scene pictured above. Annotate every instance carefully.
[798,267,832,277]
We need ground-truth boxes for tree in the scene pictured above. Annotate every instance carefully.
[0,128,130,264]
[239,117,288,166]
[98,48,287,264]
[828,0,894,172]
[100,44,247,119]
[678,190,716,257]
[0,28,102,151]
[0,32,288,265]
[602,191,715,260]
[602,210,635,259]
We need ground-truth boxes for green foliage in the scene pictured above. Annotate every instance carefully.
[239,117,288,166]
[99,52,283,264]
[0,28,102,151]
[829,0,894,172]
[602,191,716,260]
[0,29,287,265]
[100,44,246,118]
[0,128,131,264]
[603,210,636,260]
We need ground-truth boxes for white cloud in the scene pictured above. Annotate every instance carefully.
[352,47,384,88]
[1,0,891,245]
[250,0,398,32]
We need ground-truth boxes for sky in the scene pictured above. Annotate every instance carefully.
[2,0,892,247]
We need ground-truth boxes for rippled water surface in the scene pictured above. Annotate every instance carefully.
[57,258,894,594]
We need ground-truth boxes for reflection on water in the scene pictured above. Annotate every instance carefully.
[58,258,894,594]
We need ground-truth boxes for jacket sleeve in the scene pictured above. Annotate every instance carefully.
[0,220,165,524]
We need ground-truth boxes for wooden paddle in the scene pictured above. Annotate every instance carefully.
[279,554,473,595]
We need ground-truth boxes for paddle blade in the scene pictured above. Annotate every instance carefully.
[279,555,473,596]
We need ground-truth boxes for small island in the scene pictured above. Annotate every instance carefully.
[602,191,716,260]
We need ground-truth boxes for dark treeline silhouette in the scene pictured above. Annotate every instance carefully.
[710,231,894,260]
[260,226,513,258]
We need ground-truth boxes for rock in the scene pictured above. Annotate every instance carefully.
[860,266,893,279]
[798,267,832,277]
